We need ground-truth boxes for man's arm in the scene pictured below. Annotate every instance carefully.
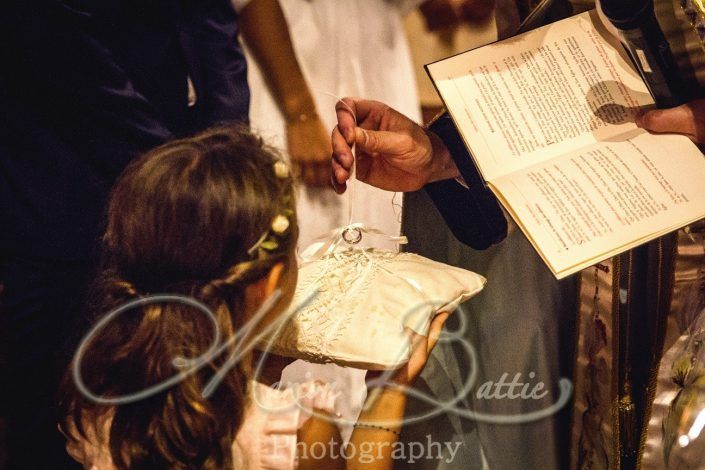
[425,113,507,249]
[180,0,250,127]
[1,0,174,173]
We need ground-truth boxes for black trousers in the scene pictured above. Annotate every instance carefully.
[0,256,92,469]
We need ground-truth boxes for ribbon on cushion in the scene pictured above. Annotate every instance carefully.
[298,222,408,264]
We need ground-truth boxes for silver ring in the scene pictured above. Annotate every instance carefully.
[342,227,362,244]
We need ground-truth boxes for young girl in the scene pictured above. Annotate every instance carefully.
[58,125,447,469]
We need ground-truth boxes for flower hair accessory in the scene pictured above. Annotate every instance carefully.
[246,159,294,258]
[247,210,294,257]
[271,215,290,234]
[273,160,290,179]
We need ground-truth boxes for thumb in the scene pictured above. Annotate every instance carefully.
[354,127,409,155]
[635,105,696,137]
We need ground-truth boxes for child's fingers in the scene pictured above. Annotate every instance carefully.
[427,312,450,353]
[406,327,427,353]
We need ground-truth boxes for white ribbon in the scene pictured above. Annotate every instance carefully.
[298,222,408,264]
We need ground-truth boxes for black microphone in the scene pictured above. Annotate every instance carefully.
[601,0,685,107]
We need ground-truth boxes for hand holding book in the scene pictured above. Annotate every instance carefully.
[636,99,705,142]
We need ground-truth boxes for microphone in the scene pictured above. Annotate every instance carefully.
[601,0,685,107]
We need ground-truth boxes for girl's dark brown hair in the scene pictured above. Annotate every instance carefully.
[59,125,297,469]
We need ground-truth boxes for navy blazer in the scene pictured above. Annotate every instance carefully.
[0,0,249,261]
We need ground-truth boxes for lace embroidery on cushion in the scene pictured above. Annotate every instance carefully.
[272,249,407,362]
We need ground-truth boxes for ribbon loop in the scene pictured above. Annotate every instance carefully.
[298,223,408,264]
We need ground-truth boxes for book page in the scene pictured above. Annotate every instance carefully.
[427,10,654,181]
[490,132,705,278]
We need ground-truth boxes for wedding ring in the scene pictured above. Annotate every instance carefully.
[342,226,362,244]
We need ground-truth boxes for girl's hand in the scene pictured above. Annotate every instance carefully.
[389,312,450,386]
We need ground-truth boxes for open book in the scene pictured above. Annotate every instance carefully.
[426,10,705,279]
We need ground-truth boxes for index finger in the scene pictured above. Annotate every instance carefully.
[335,98,358,144]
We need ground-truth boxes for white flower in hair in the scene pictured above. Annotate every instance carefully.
[271,214,290,234]
[273,160,290,179]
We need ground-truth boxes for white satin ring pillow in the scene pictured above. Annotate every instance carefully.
[264,249,486,370]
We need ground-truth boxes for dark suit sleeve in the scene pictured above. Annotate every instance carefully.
[424,113,507,250]
[2,0,174,174]
[180,0,250,127]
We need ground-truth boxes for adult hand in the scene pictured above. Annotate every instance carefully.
[419,0,461,31]
[287,114,333,188]
[459,0,495,23]
[331,98,459,193]
[419,0,495,30]
[635,99,705,143]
